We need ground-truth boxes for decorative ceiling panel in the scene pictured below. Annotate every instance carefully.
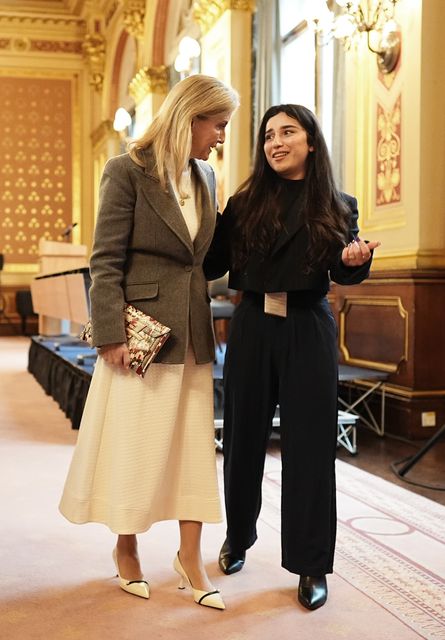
[0,1,86,16]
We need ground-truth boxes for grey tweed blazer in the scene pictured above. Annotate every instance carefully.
[88,147,217,364]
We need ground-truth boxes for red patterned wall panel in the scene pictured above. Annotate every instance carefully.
[0,76,72,266]
[376,95,401,206]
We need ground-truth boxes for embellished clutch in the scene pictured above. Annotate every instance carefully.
[80,303,171,378]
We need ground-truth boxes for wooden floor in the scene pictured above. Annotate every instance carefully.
[336,425,445,506]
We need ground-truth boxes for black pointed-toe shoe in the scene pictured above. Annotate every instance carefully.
[297,575,328,610]
[218,540,246,575]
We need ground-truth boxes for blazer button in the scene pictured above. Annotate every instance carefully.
[184,265,193,272]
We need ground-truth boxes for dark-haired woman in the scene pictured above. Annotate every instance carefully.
[204,104,380,610]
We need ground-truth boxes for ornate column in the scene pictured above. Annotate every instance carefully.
[193,0,256,33]
[129,64,169,136]
[90,121,122,226]
[120,0,146,69]
[192,0,257,206]
[82,32,106,91]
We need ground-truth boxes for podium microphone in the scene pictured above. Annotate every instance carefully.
[61,222,78,239]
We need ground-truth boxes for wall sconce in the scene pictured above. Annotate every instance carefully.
[113,107,133,152]
[174,36,201,79]
[113,107,132,132]
[308,0,401,74]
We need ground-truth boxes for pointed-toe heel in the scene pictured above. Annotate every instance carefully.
[112,548,150,600]
[173,552,225,610]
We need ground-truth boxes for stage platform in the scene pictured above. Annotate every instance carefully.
[28,335,379,455]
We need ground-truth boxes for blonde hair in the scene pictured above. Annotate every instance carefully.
[128,74,239,197]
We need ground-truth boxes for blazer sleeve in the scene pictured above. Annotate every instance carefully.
[329,194,373,286]
[89,157,136,347]
[203,197,234,280]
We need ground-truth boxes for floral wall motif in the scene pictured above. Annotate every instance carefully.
[376,95,401,206]
[0,77,72,265]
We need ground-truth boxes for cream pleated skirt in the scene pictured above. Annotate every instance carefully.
[59,348,222,534]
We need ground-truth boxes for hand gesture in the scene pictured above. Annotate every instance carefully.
[341,237,380,267]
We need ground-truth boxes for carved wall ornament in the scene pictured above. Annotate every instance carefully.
[12,38,31,53]
[91,120,116,147]
[192,0,256,34]
[30,40,83,54]
[82,32,106,91]
[120,0,146,40]
[129,65,169,104]
[376,95,401,206]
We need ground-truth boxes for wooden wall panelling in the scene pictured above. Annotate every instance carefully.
[331,269,445,439]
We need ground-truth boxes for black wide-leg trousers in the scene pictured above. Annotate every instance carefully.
[222,291,338,575]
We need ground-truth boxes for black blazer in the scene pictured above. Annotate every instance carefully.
[204,192,372,294]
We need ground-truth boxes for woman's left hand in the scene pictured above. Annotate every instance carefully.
[341,238,381,267]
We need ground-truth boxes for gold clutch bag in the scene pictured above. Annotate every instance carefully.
[80,303,171,378]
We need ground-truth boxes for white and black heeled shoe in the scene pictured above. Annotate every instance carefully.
[112,548,149,599]
[173,552,225,610]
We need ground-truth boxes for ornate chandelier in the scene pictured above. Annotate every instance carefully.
[308,0,401,74]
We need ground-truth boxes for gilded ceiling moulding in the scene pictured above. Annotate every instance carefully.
[129,65,169,104]
[0,15,85,39]
[192,0,256,34]
[0,37,83,55]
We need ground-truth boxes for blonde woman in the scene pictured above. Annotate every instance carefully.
[59,75,239,610]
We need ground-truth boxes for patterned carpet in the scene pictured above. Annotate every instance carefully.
[262,451,445,638]
[1,336,445,639]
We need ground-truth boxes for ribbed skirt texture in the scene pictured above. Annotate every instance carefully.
[59,348,221,533]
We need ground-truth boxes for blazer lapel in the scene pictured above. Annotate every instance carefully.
[140,149,194,253]
[190,159,216,256]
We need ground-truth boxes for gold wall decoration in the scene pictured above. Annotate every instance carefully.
[0,76,73,266]
[376,95,401,206]
[82,32,106,91]
[120,0,146,40]
[192,0,256,35]
[0,40,82,56]
[339,295,408,372]
[12,38,30,52]
[30,40,83,54]
[129,65,169,104]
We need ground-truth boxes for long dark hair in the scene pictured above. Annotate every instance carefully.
[231,104,350,270]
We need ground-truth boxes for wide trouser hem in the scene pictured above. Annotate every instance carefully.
[282,561,334,576]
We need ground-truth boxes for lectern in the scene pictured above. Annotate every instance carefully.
[31,239,89,335]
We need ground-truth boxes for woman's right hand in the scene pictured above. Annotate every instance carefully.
[97,343,131,371]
